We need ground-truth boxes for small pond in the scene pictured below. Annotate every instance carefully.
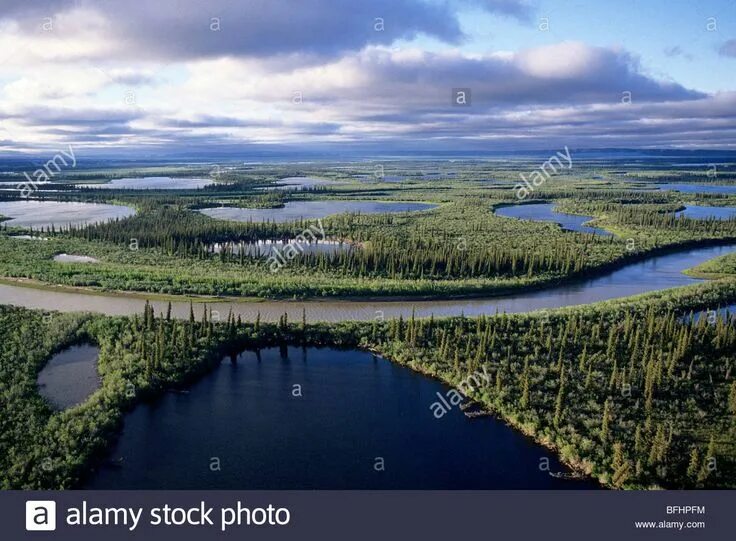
[53,254,99,263]
[37,344,101,410]
[6,235,48,241]
[209,239,353,257]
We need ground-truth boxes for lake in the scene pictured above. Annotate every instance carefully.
[676,205,736,220]
[257,176,336,191]
[75,176,215,190]
[37,344,100,410]
[0,201,136,229]
[86,346,596,489]
[199,201,438,223]
[209,239,353,257]
[657,183,736,195]
[494,203,612,236]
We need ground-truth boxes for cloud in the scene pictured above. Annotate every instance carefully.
[2,39,724,152]
[106,69,157,86]
[1,66,155,103]
[0,10,113,66]
[719,39,736,58]
[0,1,732,153]
[0,105,145,128]
[466,0,533,22]
[0,0,533,63]
[140,42,730,149]
[188,43,700,110]
[663,46,692,60]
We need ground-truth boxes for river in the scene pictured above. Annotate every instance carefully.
[1,243,734,322]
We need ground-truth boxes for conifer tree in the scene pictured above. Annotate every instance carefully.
[601,398,612,443]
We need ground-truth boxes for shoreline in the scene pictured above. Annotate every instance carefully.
[0,236,734,305]
[364,345,607,489]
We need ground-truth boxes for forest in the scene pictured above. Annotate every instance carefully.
[1,275,735,489]
[1,161,735,299]
[1,160,735,490]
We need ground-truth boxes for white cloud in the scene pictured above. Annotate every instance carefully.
[0,9,113,66]
[0,2,732,153]
[515,42,605,79]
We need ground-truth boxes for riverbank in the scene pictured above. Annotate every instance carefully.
[1,241,735,322]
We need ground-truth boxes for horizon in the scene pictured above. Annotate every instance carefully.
[3,147,736,164]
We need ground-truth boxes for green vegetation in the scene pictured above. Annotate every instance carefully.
[0,304,237,488]
[2,277,735,489]
[686,252,736,279]
[2,160,735,299]
[369,281,736,489]
[2,160,736,491]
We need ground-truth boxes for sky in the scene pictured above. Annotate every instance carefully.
[0,0,735,156]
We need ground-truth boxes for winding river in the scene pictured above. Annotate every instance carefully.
[1,243,734,322]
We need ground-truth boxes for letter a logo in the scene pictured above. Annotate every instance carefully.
[26,501,56,531]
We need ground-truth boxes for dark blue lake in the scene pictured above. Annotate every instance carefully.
[86,347,596,489]
[494,203,612,236]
